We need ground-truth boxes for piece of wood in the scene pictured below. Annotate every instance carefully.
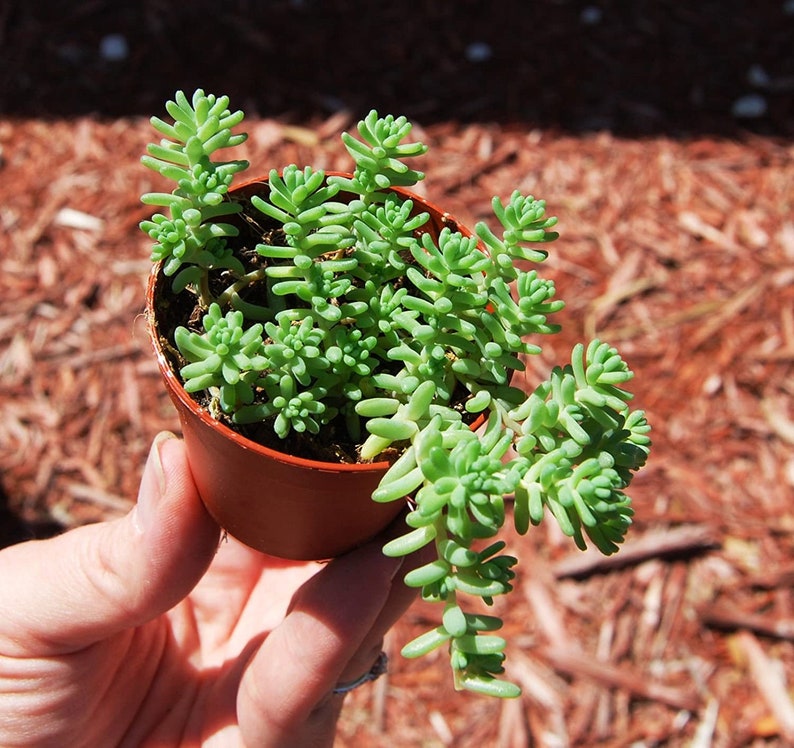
[541,646,700,712]
[553,525,719,578]
[737,631,794,741]
[699,601,794,641]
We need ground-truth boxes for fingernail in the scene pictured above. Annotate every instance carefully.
[151,431,175,494]
[133,431,176,533]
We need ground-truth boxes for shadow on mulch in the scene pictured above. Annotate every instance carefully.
[2,0,792,138]
[0,482,64,550]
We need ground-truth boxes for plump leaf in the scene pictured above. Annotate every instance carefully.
[401,627,451,658]
[382,525,437,557]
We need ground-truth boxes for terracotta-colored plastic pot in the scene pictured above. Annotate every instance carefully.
[146,174,473,560]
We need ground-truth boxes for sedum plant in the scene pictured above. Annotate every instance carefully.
[141,89,651,698]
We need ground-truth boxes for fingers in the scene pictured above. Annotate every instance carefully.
[0,433,220,655]
[331,543,422,689]
[238,525,429,748]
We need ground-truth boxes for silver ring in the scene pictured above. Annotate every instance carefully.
[332,651,388,695]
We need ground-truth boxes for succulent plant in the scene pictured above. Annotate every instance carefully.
[142,89,651,698]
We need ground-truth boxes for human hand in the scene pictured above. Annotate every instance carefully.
[0,432,423,747]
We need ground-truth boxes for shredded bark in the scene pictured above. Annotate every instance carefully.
[2,5,794,744]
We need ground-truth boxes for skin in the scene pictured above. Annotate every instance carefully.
[0,432,424,747]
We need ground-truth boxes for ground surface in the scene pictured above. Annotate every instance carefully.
[1,3,794,746]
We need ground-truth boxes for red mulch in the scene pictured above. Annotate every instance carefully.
[2,4,794,746]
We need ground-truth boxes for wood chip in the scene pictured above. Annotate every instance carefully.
[553,525,720,578]
[541,646,700,711]
[737,631,794,741]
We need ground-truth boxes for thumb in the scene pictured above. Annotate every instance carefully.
[0,432,219,655]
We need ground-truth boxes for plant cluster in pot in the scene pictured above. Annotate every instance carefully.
[141,89,651,697]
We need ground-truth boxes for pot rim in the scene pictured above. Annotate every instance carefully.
[147,265,394,474]
[145,172,475,475]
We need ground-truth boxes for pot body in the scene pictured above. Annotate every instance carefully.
[146,175,472,560]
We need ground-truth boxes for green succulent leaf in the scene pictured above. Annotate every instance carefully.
[442,604,469,638]
[382,525,437,557]
[457,676,521,699]
[401,627,452,659]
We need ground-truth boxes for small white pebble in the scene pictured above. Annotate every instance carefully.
[465,41,493,63]
[702,373,723,396]
[580,6,603,25]
[731,93,767,118]
[54,207,104,232]
[747,63,771,88]
[99,33,128,62]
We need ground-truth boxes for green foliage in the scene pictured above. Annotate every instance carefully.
[140,89,249,303]
[142,89,652,699]
[175,304,267,415]
[331,110,428,196]
[507,340,649,554]
[371,364,648,695]
[477,191,560,272]
[352,192,429,278]
[251,165,355,265]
